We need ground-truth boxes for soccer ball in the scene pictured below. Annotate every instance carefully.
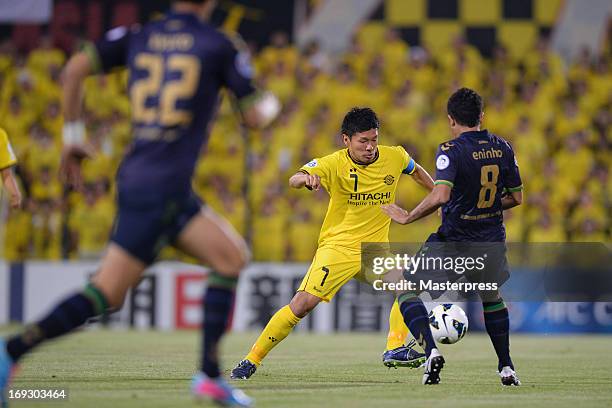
[428,304,469,344]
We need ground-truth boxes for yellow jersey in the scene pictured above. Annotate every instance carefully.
[0,128,17,170]
[300,145,414,252]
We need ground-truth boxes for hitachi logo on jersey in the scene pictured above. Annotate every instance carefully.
[472,148,503,160]
[349,192,391,201]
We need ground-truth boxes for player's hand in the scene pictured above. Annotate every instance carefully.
[304,174,321,191]
[381,203,411,224]
[60,145,93,190]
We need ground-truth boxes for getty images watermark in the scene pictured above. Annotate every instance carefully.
[369,252,500,292]
[362,242,612,302]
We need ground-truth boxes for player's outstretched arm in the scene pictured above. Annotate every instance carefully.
[382,184,451,224]
[410,162,434,191]
[221,31,281,129]
[502,190,522,210]
[1,167,22,209]
[289,172,321,191]
[60,52,95,189]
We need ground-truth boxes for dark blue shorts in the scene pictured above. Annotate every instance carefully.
[110,189,203,265]
[403,233,509,301]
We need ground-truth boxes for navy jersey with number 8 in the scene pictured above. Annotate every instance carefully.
[432,130,523,242]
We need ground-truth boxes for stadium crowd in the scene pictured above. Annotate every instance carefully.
[0,26,610,262]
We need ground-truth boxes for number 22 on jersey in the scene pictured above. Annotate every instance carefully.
[131,53,201,127]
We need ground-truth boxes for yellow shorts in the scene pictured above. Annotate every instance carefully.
[298,245,382,302]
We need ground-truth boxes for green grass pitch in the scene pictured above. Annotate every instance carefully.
[1,328,611,407]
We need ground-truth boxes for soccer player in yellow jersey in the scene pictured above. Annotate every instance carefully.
[231,107,434,379]
[0,128,22,209]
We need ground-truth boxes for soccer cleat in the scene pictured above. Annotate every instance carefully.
[382,339,426,368]
[422,348,445,385]
[1,339,16,408]
[499,366,521,386]
[230,359,257,380]
[191,372,253,407]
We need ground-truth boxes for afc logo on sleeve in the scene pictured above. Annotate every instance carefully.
[306,159,318,168]
[436,155,450,170]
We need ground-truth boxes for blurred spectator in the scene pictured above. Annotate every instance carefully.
[3,204,31,261]
[31,199,62,260]
[68,183,114,259]
[301,39,331,73]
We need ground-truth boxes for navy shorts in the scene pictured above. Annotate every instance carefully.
[403,232,510,301]
[110,189,203,265]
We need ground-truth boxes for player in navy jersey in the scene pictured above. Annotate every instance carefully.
[0,1,279,406]
[382,88,523,386]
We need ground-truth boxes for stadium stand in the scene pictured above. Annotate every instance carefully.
[0,6,609,262]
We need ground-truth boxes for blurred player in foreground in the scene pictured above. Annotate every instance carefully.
[0,1,280,407]
[231,107,434,380]
[382,88,523,386]
[0,128,21,210]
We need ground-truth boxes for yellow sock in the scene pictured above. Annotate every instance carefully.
[386,298,409,350]
[245,305,301,365]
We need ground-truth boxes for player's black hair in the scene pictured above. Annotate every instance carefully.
[341,107,379,137]
[447,88,483,128]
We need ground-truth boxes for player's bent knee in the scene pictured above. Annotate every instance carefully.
[289,291,321,318]
[231,244,250,272]
[213,254,246,277]
[212,242,250,277]
[89,244,147,309]
[197,224,249,277]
